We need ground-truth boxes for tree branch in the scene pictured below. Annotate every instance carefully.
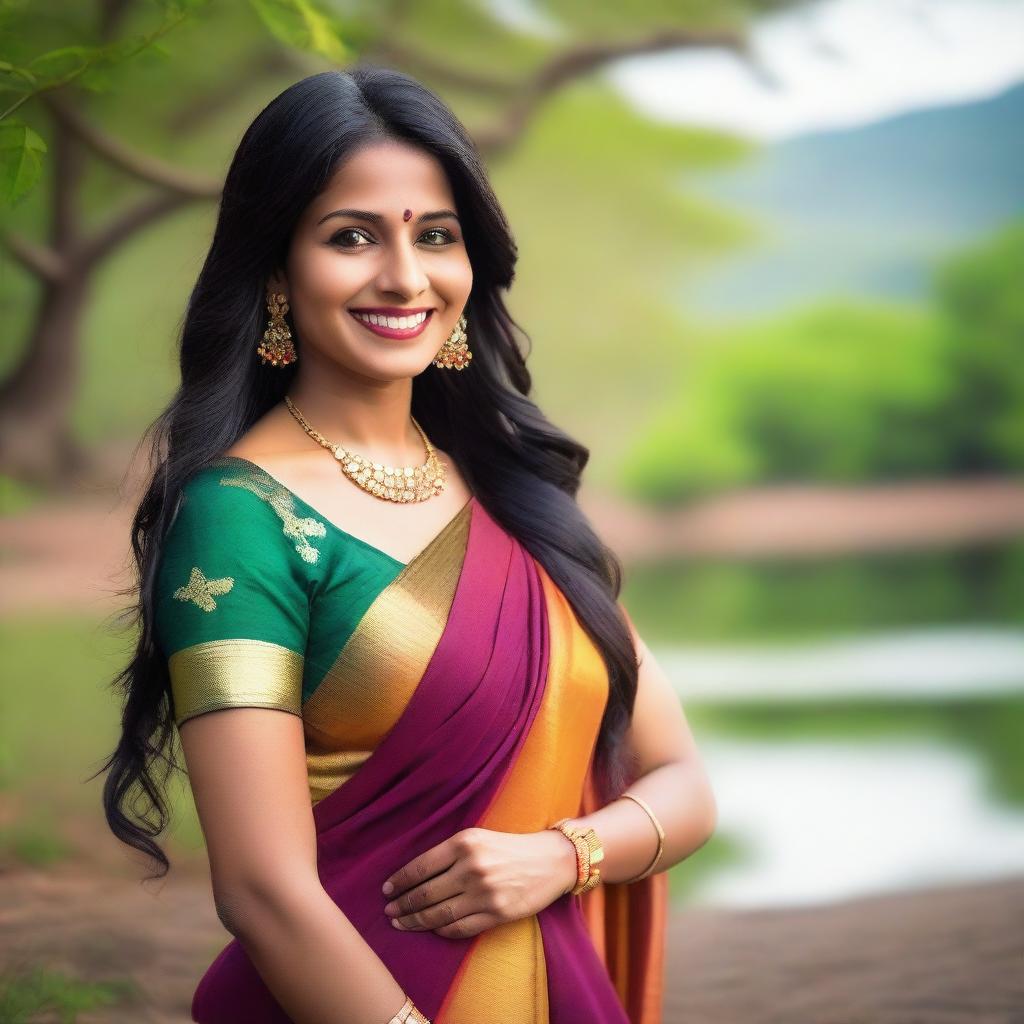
[482,27,751,155]
[2,233,67,282]
[374,27,753,157]
[365,41,521,97]
[75,189,205,269]
[43,92,222,197]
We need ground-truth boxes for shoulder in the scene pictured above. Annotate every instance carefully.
[154,460,316,665]
[170,458,328,568]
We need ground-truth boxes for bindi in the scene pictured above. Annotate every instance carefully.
[403,208,412,222]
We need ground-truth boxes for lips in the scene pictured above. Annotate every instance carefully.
[348,309,433,340]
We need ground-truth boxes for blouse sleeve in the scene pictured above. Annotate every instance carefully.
[154,472,313,728]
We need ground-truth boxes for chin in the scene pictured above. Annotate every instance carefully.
[350,347,438,383]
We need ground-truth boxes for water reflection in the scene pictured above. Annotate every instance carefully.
[682,735,1024,909]
[662,627,1024,699]
[655,632,1024,908]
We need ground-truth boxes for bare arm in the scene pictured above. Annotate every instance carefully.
[179,707,408,1024]
[558,613,717,885]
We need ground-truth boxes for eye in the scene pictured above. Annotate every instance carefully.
[330,228,372,249]
[328,227,458,250]
[421,227,457,246]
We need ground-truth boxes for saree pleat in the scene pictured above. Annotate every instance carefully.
[188,497,665,1024]
[439,561,612,1020]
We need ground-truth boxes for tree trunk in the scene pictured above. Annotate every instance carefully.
[0,100,97,488]
[0,271,93,487]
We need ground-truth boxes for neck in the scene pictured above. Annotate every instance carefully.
[284,364,424,465]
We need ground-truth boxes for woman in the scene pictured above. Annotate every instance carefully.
[100,65,717,1023]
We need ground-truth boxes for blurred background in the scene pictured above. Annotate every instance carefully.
[1,0,1022,1020]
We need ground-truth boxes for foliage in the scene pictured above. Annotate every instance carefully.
[248,0,349,63]
[620,540,1024,644]
[935,220,1024,471]
[0,0,350,205]
[620,220,1024,500]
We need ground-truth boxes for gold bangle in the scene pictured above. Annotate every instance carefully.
[386,997,412,1024]
[618,792,665,882]
[386,997,431,1024]
[549,818,604,895]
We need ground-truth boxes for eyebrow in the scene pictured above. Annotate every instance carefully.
[317,208,460,227]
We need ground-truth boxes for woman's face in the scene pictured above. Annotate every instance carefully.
[276,139,473,382]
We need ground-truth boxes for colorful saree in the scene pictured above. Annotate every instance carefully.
[155,455,667,1023]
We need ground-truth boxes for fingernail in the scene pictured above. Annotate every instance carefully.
[391,918,403,929]
[382,881,394,895]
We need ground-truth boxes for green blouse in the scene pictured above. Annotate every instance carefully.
[154,456,472,802]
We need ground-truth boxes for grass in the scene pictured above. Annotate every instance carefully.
[0,475,50,518]
[0,611,204,867]
[0,966,137,1024]
[0,809,72,868]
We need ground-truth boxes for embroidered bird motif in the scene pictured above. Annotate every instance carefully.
[218,468,326,564]
[173,566,235,612]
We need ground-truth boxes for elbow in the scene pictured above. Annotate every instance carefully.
[213,885,254,938]
[211,872,319,940]
[686,765,718,850]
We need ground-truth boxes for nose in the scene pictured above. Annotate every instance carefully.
[374,234,430,300]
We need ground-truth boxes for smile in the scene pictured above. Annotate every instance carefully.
[349,309,433,339]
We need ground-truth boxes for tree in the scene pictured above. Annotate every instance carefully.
[1,0,777,485]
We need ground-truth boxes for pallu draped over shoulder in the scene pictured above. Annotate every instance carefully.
[155,456,668,1024]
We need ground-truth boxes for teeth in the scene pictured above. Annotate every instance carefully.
[354,311,428,329]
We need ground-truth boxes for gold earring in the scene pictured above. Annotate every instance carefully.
[432,313,471,370]
[257,292,297,367]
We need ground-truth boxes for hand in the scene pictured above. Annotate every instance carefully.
[381,827,579,939]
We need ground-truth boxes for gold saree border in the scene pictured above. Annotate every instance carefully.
[169,638,304,727]
[302,500,472,804]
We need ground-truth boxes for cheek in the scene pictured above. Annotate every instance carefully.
[436,253,473,297]
[291,248,359,306]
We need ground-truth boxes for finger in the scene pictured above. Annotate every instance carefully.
[393,890,473,932]
[433,912,498,940]
[385,870,462,921]
[383,830,474,897]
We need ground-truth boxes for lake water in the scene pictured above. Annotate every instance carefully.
[658,627,1024,909]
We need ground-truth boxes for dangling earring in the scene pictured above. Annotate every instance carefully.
[257,291,297,367]
[432,313,472,370]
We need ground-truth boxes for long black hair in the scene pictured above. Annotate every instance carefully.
[96,64,639,879]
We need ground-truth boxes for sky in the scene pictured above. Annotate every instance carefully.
[490,0,1024,141]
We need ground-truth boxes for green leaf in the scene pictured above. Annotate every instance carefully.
[27,45,100,83]
[0,61,36,94]
[249,0,348,62]
[0,119,47,207]
[77,59,117,93]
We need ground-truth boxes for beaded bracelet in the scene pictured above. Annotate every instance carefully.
[549,818,604,895]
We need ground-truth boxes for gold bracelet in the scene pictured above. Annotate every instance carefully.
[386,997,431,1024]
[549,818,604,895]
[618,792,665,882]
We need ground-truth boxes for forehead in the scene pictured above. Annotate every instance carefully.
[305,140,455,221]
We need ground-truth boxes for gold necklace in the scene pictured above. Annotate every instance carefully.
[283,395,446,503]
